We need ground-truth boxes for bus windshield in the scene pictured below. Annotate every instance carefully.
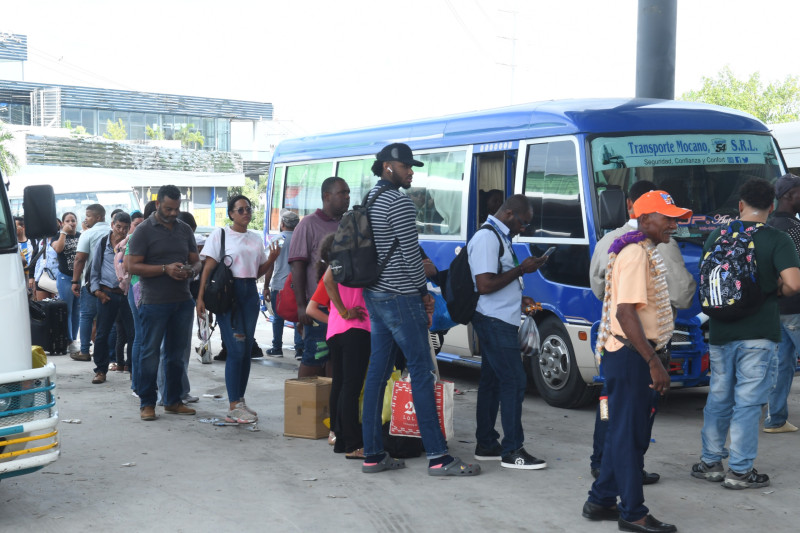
[591,133,782,241]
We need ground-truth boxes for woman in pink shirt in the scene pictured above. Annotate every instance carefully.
[307,264,371,459]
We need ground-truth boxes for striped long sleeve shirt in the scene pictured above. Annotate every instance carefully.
[366,180,427,295]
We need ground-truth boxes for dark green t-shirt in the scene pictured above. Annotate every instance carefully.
[703,223,800,345]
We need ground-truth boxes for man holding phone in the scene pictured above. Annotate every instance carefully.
[468,194,549,469]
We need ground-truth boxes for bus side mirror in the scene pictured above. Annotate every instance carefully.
[597,188,626,230]
[23,185,58,239]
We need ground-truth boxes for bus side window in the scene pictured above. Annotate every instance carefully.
[522,141,583,239]
[407,150,466,236]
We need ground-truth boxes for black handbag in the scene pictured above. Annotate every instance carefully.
[203,228,235,315]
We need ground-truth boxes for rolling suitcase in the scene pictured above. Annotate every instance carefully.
[29,298,70,355]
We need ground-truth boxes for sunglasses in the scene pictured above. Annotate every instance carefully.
[513,212,531,230]
[234,206,253,215]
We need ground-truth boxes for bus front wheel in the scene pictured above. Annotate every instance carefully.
[528,316,597,409]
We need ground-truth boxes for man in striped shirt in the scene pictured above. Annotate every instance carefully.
[359,143,480,477]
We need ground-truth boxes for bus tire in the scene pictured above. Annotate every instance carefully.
[528,316,597,409]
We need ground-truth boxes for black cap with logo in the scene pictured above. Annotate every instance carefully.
[375,143,424,167]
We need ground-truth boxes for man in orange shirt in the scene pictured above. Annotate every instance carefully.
[582,191,689,533]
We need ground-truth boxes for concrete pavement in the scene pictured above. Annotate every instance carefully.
[2,316,799,532]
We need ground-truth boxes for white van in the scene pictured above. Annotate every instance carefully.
[0,173,60,480]
[7,166,141,221]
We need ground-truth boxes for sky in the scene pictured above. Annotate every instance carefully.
[1,0,798,134]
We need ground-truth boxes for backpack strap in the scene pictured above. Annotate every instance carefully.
[478,224,506,274]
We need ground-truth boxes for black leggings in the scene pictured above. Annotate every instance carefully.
[327,328,371,453]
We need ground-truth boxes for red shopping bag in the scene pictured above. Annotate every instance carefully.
[389,378,454,439]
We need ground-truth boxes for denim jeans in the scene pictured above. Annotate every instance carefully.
[56,271,80,341]
[765,314,800,428]
[218,279,260,403]
[472,312,526,455]
[157,331,191,402]
[301,320,330,367]
[362,290,447,459]
[588,345,654,523]
[93,290,134,374]
[270,290,303,352]
[701,339,778,473]
[128,289,143,392]
[79,285,98,353]
[138,298,194,408]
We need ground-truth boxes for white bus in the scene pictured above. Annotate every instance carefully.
[7,166,141,221]
[0,173,60,480]
[772,121,800,175]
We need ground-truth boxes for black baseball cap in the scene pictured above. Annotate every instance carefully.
[375,143,424,167]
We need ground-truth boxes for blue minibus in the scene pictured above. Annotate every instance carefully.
[265,98,785,408]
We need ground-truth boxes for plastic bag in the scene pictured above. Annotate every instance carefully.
[359,367,401,424]
[519,315,540,357]
[428,281,457,332]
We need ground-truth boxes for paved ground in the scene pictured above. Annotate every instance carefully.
[2,316,799,532]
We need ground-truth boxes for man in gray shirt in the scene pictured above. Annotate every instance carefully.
[265,208,303,358]
[70,203,110,360]
[128,185,200,421]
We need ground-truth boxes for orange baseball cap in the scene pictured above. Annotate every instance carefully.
[631,190,692,220]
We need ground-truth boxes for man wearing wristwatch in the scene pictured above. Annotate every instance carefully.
[70,204,110,361]
[127,185,200,421]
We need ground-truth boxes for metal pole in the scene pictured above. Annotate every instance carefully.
[635,0,677,99]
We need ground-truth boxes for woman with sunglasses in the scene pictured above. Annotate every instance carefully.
[196,195,280,424]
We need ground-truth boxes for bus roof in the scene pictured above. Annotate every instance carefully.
[272,98,769,164]
[6,165,135,197]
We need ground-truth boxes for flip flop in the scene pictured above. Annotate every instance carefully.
[362,454,405,473]
[346,448,364,460]
[428,456,481,477]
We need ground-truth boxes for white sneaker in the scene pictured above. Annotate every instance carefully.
[182,394,199,403]
[226,402,257,423]
[239,399,257,416]
[68,341,80,354]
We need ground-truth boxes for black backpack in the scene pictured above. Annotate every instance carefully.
[329,185,399,288]
[699,220,765,321]
[203,228,235,315]
[444,225,503,325]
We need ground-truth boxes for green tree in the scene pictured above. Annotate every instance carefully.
[681,66,800,123]
[228,175,267,231]
[103,118,127,140]
[173,123,205,149]
[146,125,165,140]
[0,120,18,176]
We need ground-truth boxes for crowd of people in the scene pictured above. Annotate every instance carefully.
[18,145,800,533]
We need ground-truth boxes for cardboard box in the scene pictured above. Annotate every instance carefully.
[284,377,332,439]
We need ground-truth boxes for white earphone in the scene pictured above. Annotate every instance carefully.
[388,167,393,173]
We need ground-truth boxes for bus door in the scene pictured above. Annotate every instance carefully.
[472,142,518,233]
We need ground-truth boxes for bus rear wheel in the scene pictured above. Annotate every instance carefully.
[528,316,597,409]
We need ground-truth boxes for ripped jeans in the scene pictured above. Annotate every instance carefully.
[361,290,447,459]
[217,278,260,403]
